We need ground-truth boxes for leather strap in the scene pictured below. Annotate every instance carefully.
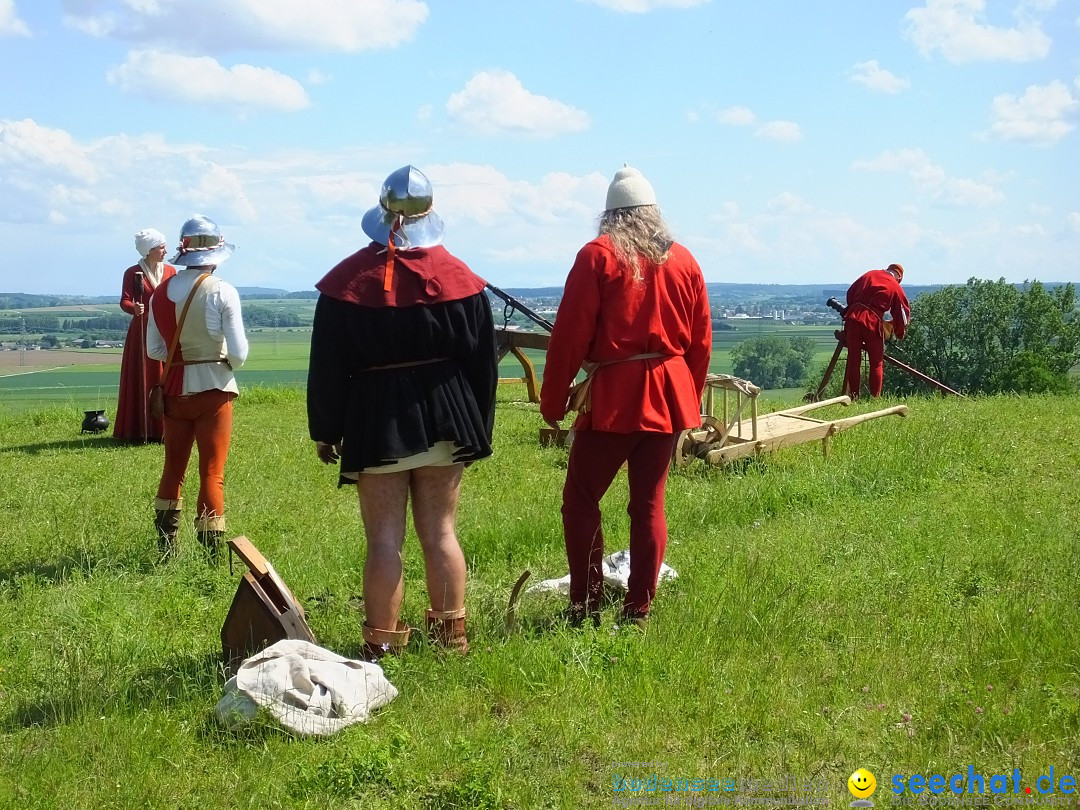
[161,273,211,382]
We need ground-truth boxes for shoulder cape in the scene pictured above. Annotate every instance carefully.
[315,243,487,306]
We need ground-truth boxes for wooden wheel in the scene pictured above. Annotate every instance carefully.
[700,414,724,445]
[673,428,697,467]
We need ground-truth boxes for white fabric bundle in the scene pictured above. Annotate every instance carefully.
[215,639,398,736]
[526,549,677,596]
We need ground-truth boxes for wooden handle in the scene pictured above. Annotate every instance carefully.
[504,569,532,636]
[828,405,909,433]
[226,535,270,577]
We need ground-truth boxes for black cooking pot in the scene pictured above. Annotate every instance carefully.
[81,410,109,434]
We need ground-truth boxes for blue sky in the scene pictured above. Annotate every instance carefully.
[1,0,1078,296]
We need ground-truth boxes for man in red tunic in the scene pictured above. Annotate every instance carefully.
[540,165,712,628]
[842,263,910,398]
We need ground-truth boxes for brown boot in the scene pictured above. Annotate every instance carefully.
[153,498,182,559]
[195,514,225,564]
[426,607,468,654]
[362,621,411,662]
[197,531,225,564]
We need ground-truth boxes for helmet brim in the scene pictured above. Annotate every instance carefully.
[170,242,235,267]
[361,205,444,249]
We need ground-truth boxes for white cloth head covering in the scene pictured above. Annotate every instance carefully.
[134,228,167,258]
[605,164,657,211]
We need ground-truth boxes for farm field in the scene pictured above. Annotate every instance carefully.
[0,322,843,416]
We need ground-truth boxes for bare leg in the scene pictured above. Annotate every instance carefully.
[409,464,466,612]
[356,471,410,630]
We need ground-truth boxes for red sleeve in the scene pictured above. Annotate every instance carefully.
[119,265,139,315]
[684,262,712,398]
[891,286,911,340]
[539,244,605,423]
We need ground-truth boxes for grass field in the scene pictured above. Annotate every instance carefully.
[1,382,1078,809]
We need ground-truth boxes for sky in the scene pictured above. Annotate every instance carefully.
[0,0,1078,297]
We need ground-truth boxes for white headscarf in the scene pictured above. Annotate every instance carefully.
[134,228,167,258]
[134,228,167,287]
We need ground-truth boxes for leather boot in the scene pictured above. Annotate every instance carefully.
[426,607,468,654]
[619,606,649,631]
[362,621,411,662]
[197,531,225,564]
[195,514,225,564]
[153,498,182,559]
[562,602,601,629]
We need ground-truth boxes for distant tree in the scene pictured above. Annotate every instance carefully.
[40,334,60,348]
[731,335,816,388]
[80,338,93,349]
[887,279,1080,396]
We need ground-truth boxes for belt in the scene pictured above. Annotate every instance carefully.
[569,353,670,414]
[176,358,230,368]
[361,357,449,371]
[589,352,667,369]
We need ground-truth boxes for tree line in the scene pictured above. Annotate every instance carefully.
[731,279,1079,396]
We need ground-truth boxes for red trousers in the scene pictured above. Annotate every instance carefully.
[843,320,886,397]
[562,429,677,616]
[156,389,235,530]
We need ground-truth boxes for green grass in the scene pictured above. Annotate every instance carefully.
[1,384,1078,808]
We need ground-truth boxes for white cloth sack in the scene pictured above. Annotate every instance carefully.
[525,549,677,596]
[215,639,398,736]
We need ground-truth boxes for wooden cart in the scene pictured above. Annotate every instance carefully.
[674,373,908,467]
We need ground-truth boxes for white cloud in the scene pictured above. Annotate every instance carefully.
[985,80,1077,145]
[766,192,813,215]
[307,68,331,86]
[61,0,428,53]
[0,119,99,185]
[850,60,910,93]
[0,119,608,289]
[446,71,590,138]
[904,0,1051,63]
[852,147,1004,206]
[107,50,310,113]
[0,0,29,36]
[716,106,756,126]
[713,107,799,141]
[577,0,711,11]
[756,121,802,142]
[699,195,917,270]
[1068,212,1080,232]
[0,118,255,227]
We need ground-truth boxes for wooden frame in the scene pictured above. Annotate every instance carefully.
[496,327,549,403]
[675,373,908,467]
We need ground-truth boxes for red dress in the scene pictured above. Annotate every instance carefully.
[113,262,176,442]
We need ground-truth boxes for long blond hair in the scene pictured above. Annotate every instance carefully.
[597,205,673,281]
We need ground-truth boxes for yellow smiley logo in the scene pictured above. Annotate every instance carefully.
[848,768,877,799]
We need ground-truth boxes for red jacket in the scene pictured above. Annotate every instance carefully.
[845,269,910,339]
[540,236,712,432]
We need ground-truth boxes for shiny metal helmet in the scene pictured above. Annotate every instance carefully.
[170,215,235,267]
[361,165,445,249]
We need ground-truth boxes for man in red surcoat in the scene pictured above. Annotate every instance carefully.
[843,263,910,398]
